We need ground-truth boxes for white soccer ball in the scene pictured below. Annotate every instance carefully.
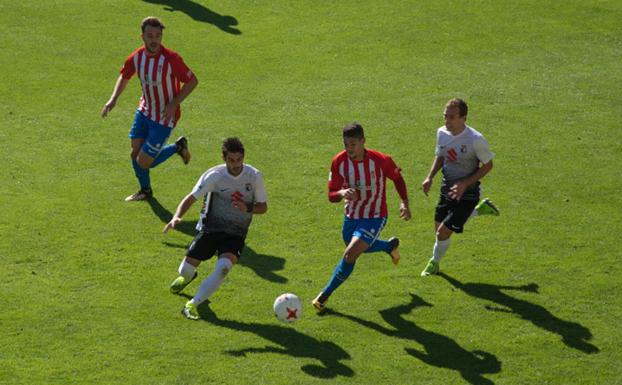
[273,293,302,323]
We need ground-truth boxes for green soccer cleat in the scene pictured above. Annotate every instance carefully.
[181,301,199,320]
[169,272,198,294]
[475,198,500,216]
[420,259,440,276]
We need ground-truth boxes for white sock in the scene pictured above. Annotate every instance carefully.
[192,258,233,306]
[469,208,479,218]
[178,260,196,280]
[432,238,451,262]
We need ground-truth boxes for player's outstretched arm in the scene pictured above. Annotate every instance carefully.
[448,160,493,200]
[163,193,197,233]
[101,75,129,118]
[422,156,443,196]
[163,75,198,121]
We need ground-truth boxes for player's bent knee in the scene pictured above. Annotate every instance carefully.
[136,154,154,169]
[343,252,360,264]
[436,226,453,240]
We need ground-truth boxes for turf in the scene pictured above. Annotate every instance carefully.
[1,1,621,384]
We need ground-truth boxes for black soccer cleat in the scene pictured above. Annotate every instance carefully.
[388,237,400,265]
[175,136,191,165]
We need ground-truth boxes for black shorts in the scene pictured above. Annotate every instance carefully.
[434,195,478,234]
[186,231,245,261]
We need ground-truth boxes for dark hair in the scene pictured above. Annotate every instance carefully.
[445,98,468,117]
[141,17,165,33]
[222,137,245,157]
[342,122,365,139]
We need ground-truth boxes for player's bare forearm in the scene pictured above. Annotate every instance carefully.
[251,202,268,214]
[163,76,198,119]
[174,193,197,219]
[172,76,198,107]
[463,160,493,187]
[101,76,129,117]
[422,156,443,195]
[426,156,443,180]
[449,161,493,200]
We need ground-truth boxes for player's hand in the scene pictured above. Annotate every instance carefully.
[163,101,178,121]
[101,100,116,118]
[341,188,358,201]
[399,202,411,221]
[421,178,433,196]
[163,217,182,233]
[448,181,467,201]
[231,199,249,212]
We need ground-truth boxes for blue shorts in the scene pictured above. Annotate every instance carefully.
[128,111,173,158]
[342,216,387,246]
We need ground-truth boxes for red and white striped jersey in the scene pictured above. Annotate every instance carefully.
[120,45,195,128]
[329,149,405,219]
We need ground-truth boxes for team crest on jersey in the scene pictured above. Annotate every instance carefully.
[245,183,253,192]
[460,144,468,153]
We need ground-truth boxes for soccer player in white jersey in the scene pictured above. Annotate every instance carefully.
[420,98,498,276]
[163,137,268,320]
[312,123,411,312]
[101,17,198,202]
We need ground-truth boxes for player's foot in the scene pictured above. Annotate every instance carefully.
[124,188,153,202]
[312,292,329,312]
[475,198,500,216]
[175,136,191,165]
[181,301,199,320]
[420,259,440,276]
[388,237,400,265]
[169,272,198,294]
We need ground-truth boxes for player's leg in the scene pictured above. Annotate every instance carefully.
[169,256,201,294]
[421,198,478,276]
[183,234,243,320]
[170,231,213,294]
[126,112,152,201]
[313,233,369,312]
[137,119,173,169]
[362,218,401,265]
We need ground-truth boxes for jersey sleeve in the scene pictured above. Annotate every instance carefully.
[434,129,442,157]
[253,172,268,203]
[190,171,217,199]
[382,154,409,201]
[381,155,402,181]
[473,138,495,164]
[119,53,136,79]
[328,158,344,202]
[168,52,195,83]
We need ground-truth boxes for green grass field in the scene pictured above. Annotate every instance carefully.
[1,1,621,384]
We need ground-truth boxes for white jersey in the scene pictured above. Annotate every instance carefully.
[435,125,494,199]
[191,164,267,237]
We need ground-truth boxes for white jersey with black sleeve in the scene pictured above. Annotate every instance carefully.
[435,125,495,200]
[190,164,267,238]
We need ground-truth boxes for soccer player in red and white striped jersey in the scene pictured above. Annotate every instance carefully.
[101,17,198,201]
[312,123,411,312]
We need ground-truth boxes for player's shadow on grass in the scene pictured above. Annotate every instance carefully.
[196,304,354,379]
[142,0,241,35]
[326,294,501,385]
[439,273,599,354]
[148,197,287,284]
